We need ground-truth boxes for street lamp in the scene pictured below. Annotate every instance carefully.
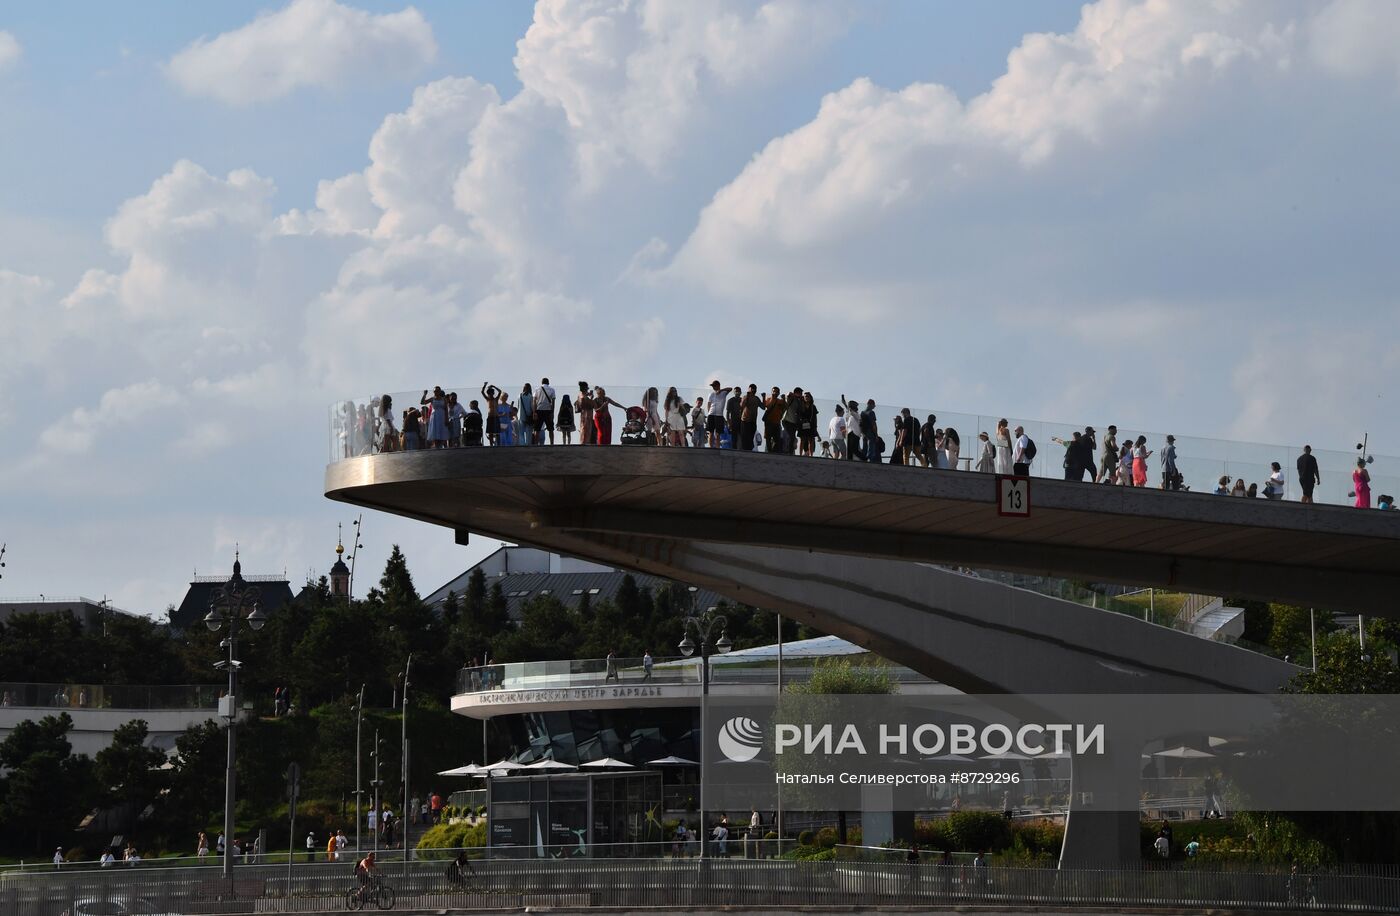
[204,553,265,879]
[679,609,731,859]
[395,656,412,871]
[353,684,365,853]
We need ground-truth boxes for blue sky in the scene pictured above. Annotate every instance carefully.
[1,0,1397,614]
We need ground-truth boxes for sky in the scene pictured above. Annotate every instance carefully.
[1,0,1398,616]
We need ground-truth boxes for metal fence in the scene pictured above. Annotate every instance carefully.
[5,855,1400,914]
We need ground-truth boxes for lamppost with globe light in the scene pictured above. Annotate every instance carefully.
[679,609,730,859]
[203,553,266,878]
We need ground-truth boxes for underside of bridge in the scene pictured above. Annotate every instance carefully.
[326,447,1372,863]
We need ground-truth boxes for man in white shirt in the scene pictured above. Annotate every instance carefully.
[335,830,348,861]
[1013,425,1032,476]
[536,377,556,445]
[705,381,733,448]
[367,806,378,834]
[827,407,848,460]
[53,847,64,867]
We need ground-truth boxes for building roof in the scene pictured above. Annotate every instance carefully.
[170,575,295,630]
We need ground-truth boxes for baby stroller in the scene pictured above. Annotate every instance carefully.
[620,406,650,446]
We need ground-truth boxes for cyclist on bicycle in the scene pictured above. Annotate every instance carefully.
[446,850,476,888]
[355,851,378,898]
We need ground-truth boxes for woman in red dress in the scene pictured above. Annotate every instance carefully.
[591,387,626,445]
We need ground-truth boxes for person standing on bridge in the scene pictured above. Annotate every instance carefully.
[975,431,994,473]
[1098,425,1119,482]
[664,387,687,447]
[1133,436,1152,487]
[1297,446,1320,503]
[995,420,1013,474]
[860,400,881,464]
[555,388,575,445]
[762,387,786,453]
[739,384,761,452]
[536,378,557,445]
[1353,457,1372,508]
[1161,435,1179,490]
[1080,427,1097,481]
[1012,425,1032,476]
[828,405,848,460]
[592,387,626,445]
[705,381,731,448]
[576,382,595,445]
[690,397,705,447]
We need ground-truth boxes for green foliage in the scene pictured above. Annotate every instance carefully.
[943,811,1011,853]
[0,713,97,853]
[797,829,814,846]
[782,844,835,861]
[94,719,166,808]
[1285,631,1400,695]
[784,657,896,696]
[165,720,226,833]
[416,819,487,856]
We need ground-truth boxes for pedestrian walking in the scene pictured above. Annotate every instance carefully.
[1297,445,1320,503]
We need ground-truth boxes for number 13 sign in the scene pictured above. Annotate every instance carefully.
[997,475,1031,517]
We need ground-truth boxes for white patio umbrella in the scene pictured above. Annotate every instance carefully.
[437,763,486,777]
[1154,746,1216,759]
[483,759,526,775]
[981,751,1035,761]
[923,754,978,763]
[646,755,698,766]
[524,759,577,771]
[579,757,635,769]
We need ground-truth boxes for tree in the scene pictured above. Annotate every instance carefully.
[165,720,227,834]
[0,713,95,853]
[780,658,896,843]
[94,720,167,809]
[0,612,95,683]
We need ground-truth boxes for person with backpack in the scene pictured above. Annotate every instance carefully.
[1013,425,1035,476]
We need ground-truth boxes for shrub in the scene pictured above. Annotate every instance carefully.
[416,819,487,858]
[944,812,1011,853]
[764,831,778,840]
[797,830,815,847]
[1010,819,1064,858]
[815,826,838,849]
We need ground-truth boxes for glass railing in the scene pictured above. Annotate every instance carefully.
[456,657,699,694]
[0,682,221,710]
[456,656,936,696]
[328,385,1400,509]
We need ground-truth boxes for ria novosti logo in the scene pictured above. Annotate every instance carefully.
[717,716,764,762]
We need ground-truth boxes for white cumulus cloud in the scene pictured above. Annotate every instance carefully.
[166,0,436,105]
[0,30,21,72]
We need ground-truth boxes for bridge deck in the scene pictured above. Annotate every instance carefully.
[325,447,1400,613]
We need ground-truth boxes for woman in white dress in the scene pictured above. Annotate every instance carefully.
[944,427,961,470]
[975,432,995,473]
[663,387,687,446]
[994,418,1013,475]
[643,386,661,445]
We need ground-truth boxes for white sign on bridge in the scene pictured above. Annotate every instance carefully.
[997,475,1031,517]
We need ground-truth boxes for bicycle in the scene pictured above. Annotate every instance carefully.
[345,873,395,910]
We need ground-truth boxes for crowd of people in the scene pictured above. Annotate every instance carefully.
[334,381,1390,508]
